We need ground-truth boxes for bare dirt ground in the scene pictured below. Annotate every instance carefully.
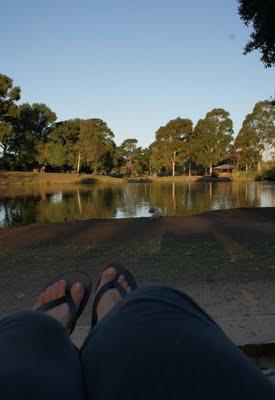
[0,207,274,347]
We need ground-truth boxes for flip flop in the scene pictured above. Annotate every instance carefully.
[36,271,92,334]
[91,263,137,328]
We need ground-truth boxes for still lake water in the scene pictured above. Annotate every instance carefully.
[0,181,274,228]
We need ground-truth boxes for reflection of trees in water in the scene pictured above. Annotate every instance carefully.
[0,197,40,227]
[149,183,216,215]
[37,186,120,222]
[0,182,274,227]
[148,182,266,216]
[115,183,151,217]
[231,182,261,209]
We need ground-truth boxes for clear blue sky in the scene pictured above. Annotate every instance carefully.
[1,0,274,147]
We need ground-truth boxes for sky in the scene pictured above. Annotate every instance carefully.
[1,0,274,147]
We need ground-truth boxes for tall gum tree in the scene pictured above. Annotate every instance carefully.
[242,101,275,170]
[154,118,193,176]
[12,103,56,169]
[192,109,233,175]
[0,74,21,164]
[78,119,114,174]
[234,121,263,172]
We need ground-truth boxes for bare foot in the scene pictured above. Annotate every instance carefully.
[96,267,132,322]
[34,280,85,330]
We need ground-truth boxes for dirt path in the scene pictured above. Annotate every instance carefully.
[0,207,274,346]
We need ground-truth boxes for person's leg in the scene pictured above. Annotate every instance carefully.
[81,272,275,399]
[0,280,85,400]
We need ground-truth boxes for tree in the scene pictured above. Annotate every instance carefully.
[0,74,21,167]
[0,122,14,162]
[192,109,233,175]
[241,101,275,170]
[78,119,114,174]
[0,74,20,123]
[153,118,193,176]
[238,0,275,67]
[234,123,263,172]
[116,139,140,176]
[249,101,275,146]
[39,119,80,171]
[12,103,57,169]
[136,147,151,175]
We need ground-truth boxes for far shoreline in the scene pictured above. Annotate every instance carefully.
[0,170,260,186]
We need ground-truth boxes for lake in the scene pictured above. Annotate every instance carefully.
[0,181,274,228]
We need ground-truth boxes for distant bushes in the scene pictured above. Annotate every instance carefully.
[260,166,275,181]
[231,171,257,181]
[127,178,152,183]
[266,167,275,181]
[256,165,275,181]
[79,177,97,184]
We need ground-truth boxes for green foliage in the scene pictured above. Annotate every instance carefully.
[0,122,14,155]
[232,171,257,180]
[234,118,263,171]
[248,101,275,147]
[0,74,21,123]
[234,101,275,172]
[238,0,275,67]
[116,139,142,176]
[0,73,273,180]
[256,164,275,181]
[152,118,193,176]
[12,103,57,168]
[78,119,114,174]
[265,166,275,180]
[44,119,80,170]
[192,109,233,175]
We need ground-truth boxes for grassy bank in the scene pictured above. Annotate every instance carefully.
[0,171,257,186]
[231,171,257,181]
[0,171,122,186]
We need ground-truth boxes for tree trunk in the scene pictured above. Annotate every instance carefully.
[188,162,191,177]
[77,152,81,175]
[172,152,176,176]
[257,161,261,172]
[209,162,213,176]
[245,163,248,173]
[172,160,175,176]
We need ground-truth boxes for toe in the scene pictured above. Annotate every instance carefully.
[34,292,45,309]
[118,275,132,294]
[44,286,52,303]
[71,282,85,308]
[51,282,59,300]
[57,280,67,297]
[118,274,127,286]
[97,267,117,291]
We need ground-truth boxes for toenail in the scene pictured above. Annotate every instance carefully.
[106,267,116,276]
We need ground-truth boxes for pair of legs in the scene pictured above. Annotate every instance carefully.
[0,267,274,399]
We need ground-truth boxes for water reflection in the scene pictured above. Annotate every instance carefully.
[0,181,274,227]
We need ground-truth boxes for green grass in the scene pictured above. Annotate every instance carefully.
[0,170,268,186]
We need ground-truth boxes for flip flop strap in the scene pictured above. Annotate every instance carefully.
[92,280,127,327]
[37,294,78,319]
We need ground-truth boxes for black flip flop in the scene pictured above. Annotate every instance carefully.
[36,271,92,334]
[91,263,137,328]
